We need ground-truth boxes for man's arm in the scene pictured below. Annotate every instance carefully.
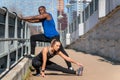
[26,19,42,23]
[20,13,50,22]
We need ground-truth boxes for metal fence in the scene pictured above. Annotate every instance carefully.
[0,7,30,78]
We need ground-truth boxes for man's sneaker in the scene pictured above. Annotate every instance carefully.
[68,67,74,70]
[31,54,35,57]
[76,66,83,76]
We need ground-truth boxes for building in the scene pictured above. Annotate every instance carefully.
[57,0,67,31]
[57,0,64,15]
[68,0,92,23]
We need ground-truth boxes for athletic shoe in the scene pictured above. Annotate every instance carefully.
[68,67,74,70]
[76,66,83,76]
[31,54,35,57]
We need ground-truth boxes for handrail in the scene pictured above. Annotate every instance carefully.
[0,7,30,79]
[0,38,29,41]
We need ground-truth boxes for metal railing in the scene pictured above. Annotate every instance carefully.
[0,7,30,78]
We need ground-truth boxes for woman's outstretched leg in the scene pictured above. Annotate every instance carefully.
[46,61,81,75]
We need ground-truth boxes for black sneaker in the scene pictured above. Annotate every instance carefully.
[31,54,35,57]
[68,67,74,70]
[76,66,83,76]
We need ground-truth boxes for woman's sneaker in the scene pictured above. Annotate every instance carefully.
[76,66,83,76]
[68,67,74,70]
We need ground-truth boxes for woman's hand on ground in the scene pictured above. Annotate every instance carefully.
[41,72,45,77]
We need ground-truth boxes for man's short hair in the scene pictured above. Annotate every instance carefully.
[39,6,46,9]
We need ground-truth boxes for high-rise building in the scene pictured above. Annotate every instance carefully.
[57,0,64,15]
[57,0,67,31]
[77,0,92,15]
[68,0,92,23]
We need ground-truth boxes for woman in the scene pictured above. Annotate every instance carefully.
[31,39,83,77]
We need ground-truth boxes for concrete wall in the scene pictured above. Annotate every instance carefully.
[69,7,120,61]
[1,58,31,80]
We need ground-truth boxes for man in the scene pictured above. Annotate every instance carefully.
[20,6,73,70]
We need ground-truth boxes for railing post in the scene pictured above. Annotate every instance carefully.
[13,12,18,62]
[24,22,28,54]
[20,20,24,56]
[3,7,10,70]
[27,24,30,54]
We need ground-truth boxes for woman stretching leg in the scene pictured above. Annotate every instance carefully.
[31,39,83,77]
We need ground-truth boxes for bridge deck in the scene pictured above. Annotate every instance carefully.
[27,47,120,80]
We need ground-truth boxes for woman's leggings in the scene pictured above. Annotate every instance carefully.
[32,59,76,74]
[30,34,72,68]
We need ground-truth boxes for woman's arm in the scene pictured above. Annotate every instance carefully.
[58,51,82,66]
[41,47,48,77]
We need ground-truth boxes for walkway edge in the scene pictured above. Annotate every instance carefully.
[1,58,31,80]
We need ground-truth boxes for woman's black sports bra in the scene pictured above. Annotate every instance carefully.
[35,48,58,61]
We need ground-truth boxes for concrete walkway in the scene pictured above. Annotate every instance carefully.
[27,47,120,80]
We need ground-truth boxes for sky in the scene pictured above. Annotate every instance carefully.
[0,0,68,16]
[0,0,58,26]
[64,0,68,13]
[0,0,71,29]
[0,0,56,15]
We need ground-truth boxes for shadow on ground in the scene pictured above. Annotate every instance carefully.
[73,49,120,65]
